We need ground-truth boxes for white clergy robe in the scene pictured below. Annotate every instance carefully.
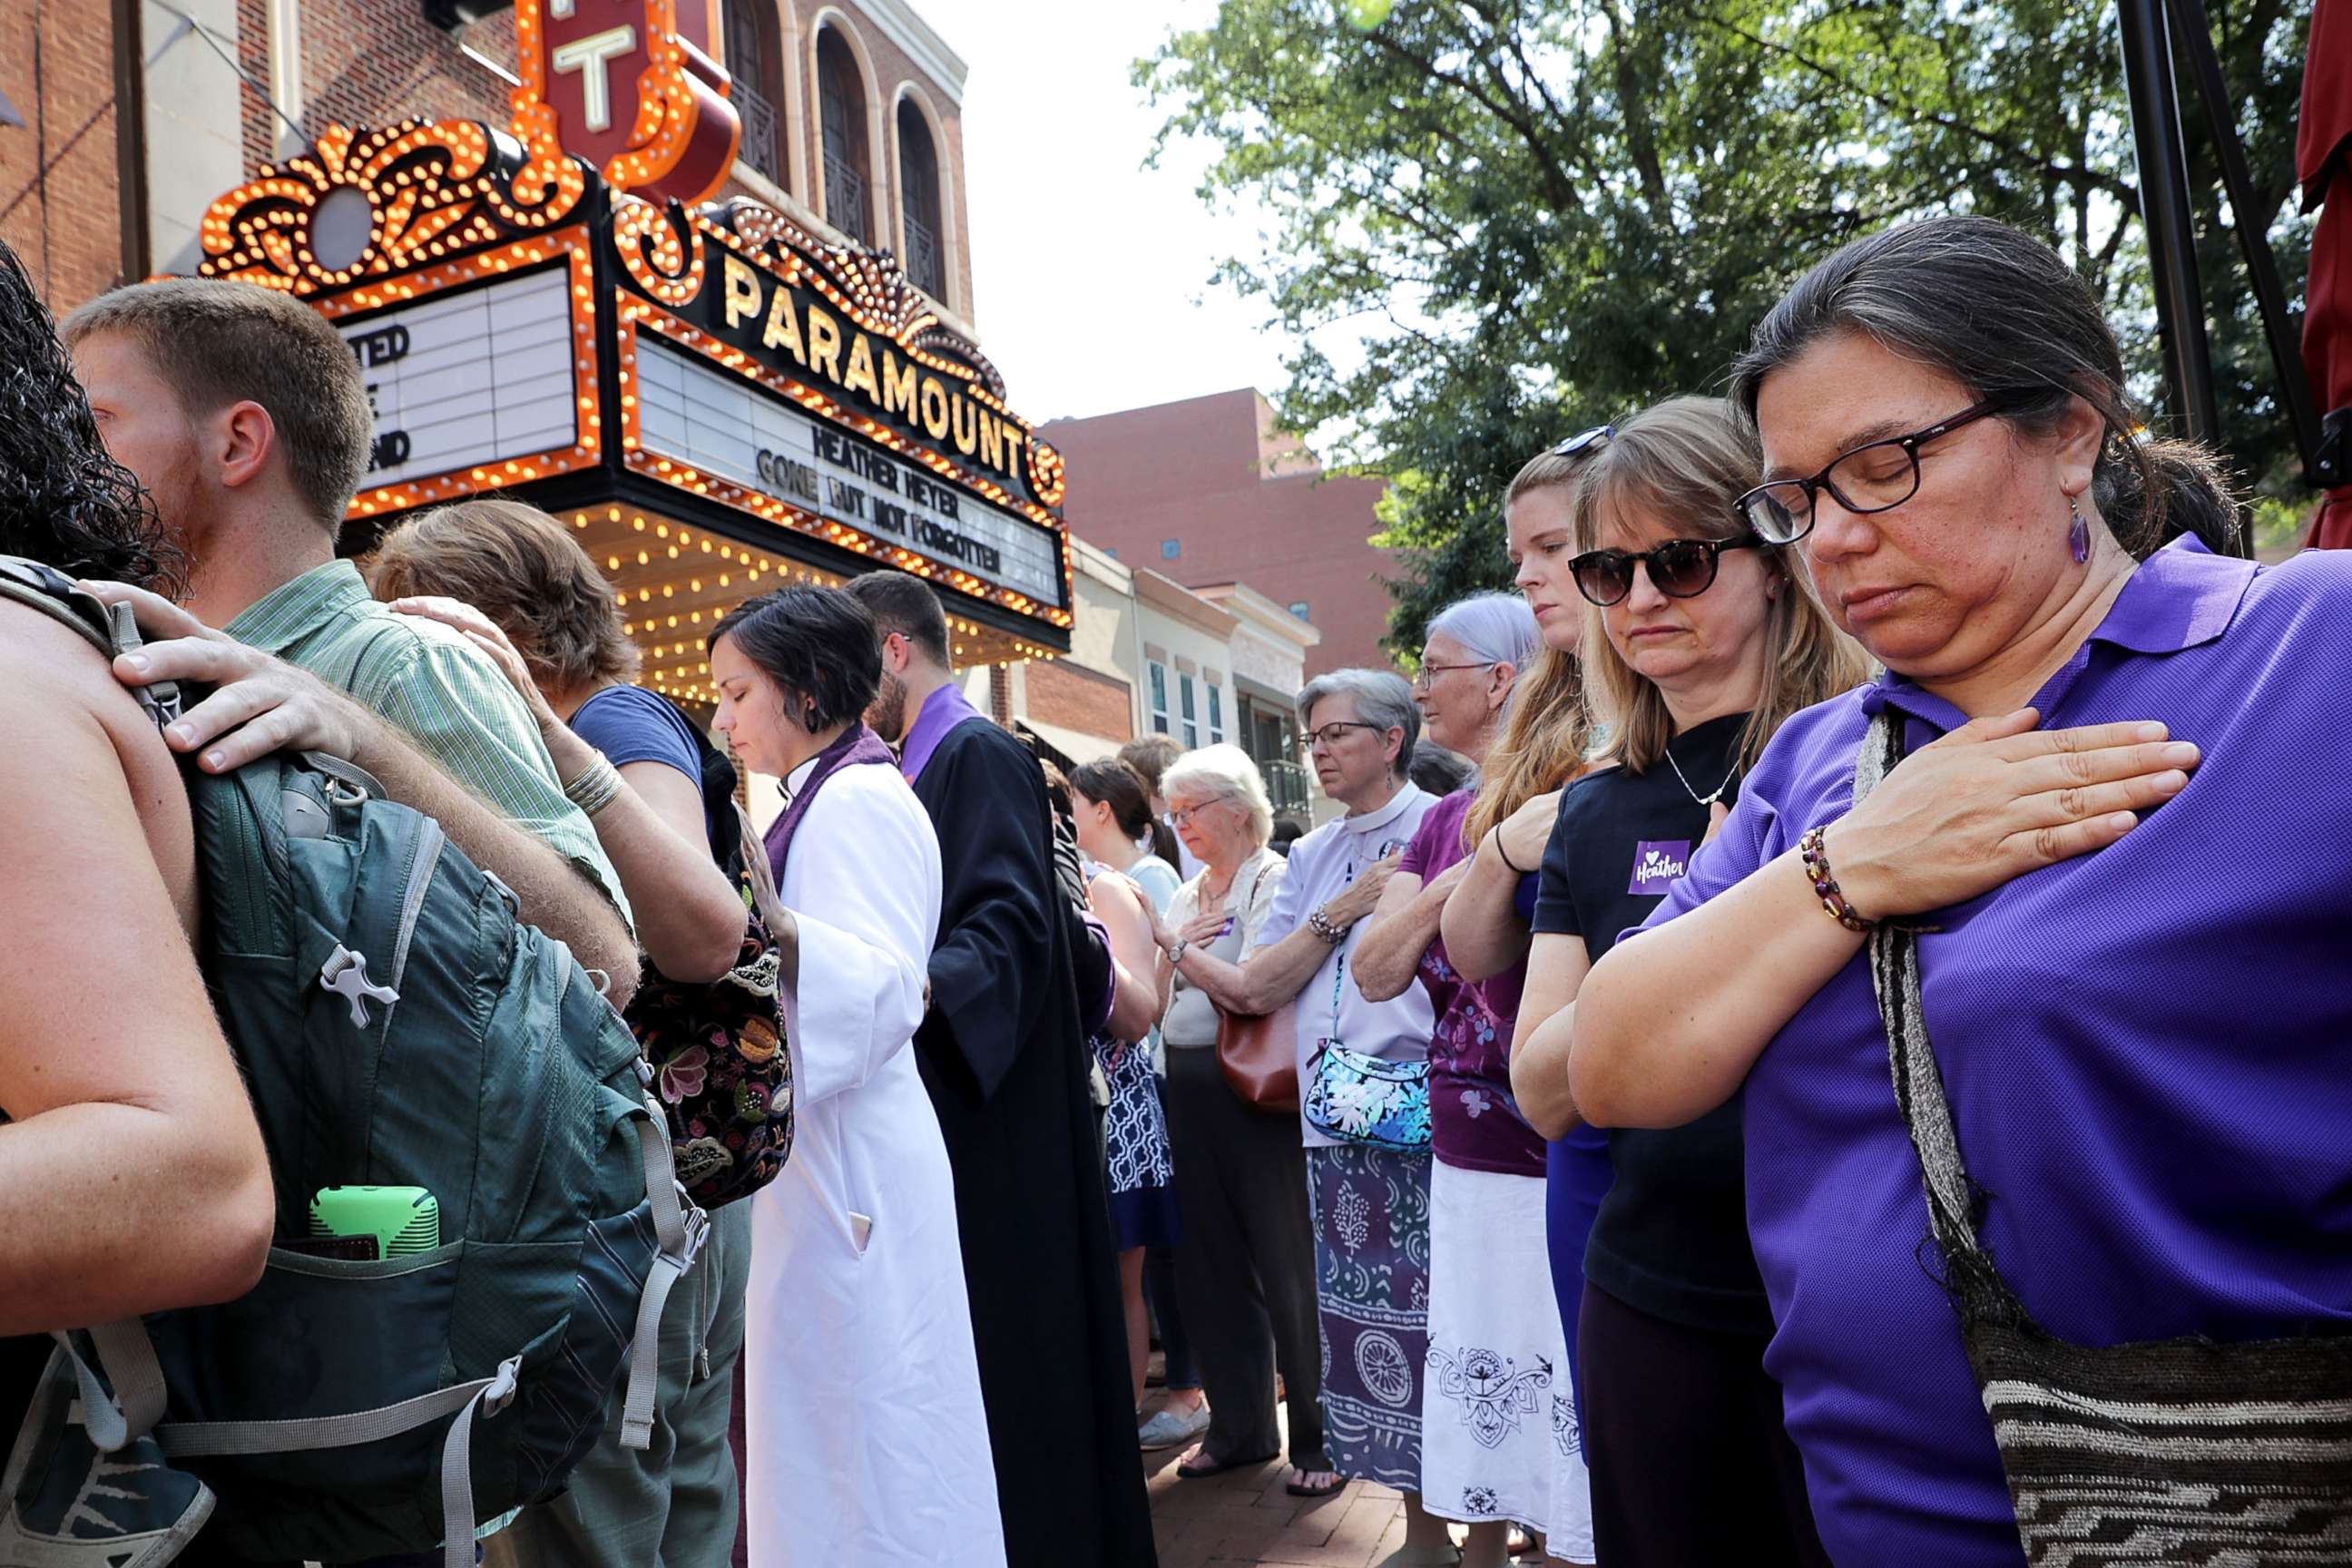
[743,757,1004,1568]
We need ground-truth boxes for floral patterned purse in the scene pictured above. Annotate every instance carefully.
[1302,956,1432,1152]
[626,725,795,1210]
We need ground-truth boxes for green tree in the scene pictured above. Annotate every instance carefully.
[1140,0,2316,652]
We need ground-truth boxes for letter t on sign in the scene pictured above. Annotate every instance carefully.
[552,25,636,132]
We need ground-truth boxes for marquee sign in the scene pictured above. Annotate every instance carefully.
[191,1,1073,641]
[610,196,1067,514]
[608,192,1073,623]
[636,339,1064,602]
[338,263,581,488]
[513,0,739,207]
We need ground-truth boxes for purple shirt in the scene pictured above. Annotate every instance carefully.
[1644,536,2352,1566]
[1397,791,1545,1176]
[899,681,986,785]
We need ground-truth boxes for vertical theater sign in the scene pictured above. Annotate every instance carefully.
[195,0,1072,701]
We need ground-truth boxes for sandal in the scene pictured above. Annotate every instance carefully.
[1175,1444,1276,1479]
[1285,1465,1345,1497]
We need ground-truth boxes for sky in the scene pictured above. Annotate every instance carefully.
[920,0,1305,425]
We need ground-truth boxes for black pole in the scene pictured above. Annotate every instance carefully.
[111,0,150,284]
[2117,0,2222,444]
[2165,0,2323,482]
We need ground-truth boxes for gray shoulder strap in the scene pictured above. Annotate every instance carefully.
[0,558,114,659]
[0,558,184,729]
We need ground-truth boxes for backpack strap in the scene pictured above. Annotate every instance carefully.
[618,1103,708,1451]
[0,557,184,730]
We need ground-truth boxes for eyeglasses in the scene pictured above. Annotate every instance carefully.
[1552,425,1614,457]
[1569,536,1763,607]
[1735,397,2017,545]
[1410,661,1496,692]
[1165,795,1234,829]
[1296,720,1386,754]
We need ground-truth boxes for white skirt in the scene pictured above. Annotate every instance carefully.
[1420,1159,1596,1563]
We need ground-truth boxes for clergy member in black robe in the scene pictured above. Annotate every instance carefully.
[845,571,1156,1568]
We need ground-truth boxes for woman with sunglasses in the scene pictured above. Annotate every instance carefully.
[1352,593,1595,1566]
[1568,216,2352,1567]
[1508,397,1866,1568]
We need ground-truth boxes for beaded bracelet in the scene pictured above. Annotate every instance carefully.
[563,753,626,819]
[1307,907,1347,946]
[1797,824,1873,933]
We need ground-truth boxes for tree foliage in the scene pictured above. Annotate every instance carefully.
[1139,0,2316,653]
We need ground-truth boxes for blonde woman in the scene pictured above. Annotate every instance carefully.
[1353,592,1593,1566]
[1433,439,1613,1557]
[1509,398,1867,1567]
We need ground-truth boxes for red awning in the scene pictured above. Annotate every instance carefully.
[2302,0,2352,545]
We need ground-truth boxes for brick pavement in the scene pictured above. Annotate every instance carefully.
[1144,1438,1412,1568]
[1141,1373,1415,1568]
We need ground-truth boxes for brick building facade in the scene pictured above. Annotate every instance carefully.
[5,0,976,330]
[0,1,134,310]
[1043,387,1399,677]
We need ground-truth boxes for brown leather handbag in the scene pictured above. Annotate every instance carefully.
[1210,859,1299,1112]
[1217,1003,1299,1113]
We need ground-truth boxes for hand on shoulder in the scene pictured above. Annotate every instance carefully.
[80,580,377,772]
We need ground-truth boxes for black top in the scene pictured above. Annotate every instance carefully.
[1532,710,1773,1337]
[2,1335,39,1429]
[906,719,1157,1566]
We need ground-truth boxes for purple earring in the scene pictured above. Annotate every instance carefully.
[2068,495,2090,564]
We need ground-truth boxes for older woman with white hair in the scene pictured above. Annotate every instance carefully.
[1143,744,1326,1485]
[1157,671,1445,1544]
[1354,593,1590,1565]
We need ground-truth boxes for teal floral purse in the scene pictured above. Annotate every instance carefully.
[1302,956,1432,1152]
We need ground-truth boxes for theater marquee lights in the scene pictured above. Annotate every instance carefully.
[190,0,1073,679]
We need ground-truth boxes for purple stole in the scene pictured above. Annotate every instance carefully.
[762,723,899,884]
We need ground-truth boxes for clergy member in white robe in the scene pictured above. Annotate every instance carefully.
[711,589,1003,1568]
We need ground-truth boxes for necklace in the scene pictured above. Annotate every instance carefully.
[1662,737,1740,808]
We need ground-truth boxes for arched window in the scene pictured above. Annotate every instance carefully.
[723,0,786,187]
[816,26,871,245]
[897,98,946,301]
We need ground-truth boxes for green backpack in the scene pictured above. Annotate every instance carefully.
[0,560,706,1567]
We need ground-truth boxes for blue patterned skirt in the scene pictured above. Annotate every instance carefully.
[1096,1034,1180,1253]
[1306,1143,1433,1488]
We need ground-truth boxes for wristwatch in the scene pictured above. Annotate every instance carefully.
[1164,935,1191,965]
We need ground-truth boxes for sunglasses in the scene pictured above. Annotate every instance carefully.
[1551,424,1614,457]
[1569,535,1764,607]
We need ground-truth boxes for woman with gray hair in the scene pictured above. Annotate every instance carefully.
[1152,671,1445,1540]
[1353,593,1590,1565]
[1142,745,1323,1483]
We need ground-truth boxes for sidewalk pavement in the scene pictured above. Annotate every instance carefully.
[1141,1372,1413,1568]
[1144,1438,1414,1568]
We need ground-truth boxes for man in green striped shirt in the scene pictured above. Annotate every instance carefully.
[64,279,638,1004]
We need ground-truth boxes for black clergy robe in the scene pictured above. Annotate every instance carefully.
[909,715,1158,1568]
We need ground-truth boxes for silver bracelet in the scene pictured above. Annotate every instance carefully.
[563,753,625,818]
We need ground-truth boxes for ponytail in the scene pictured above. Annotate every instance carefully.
[2099,433,2243,559]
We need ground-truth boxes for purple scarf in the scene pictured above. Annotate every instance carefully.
[763,723,898,883]
[897,681,985,785]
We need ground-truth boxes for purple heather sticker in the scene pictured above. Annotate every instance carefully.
[1627,840,1692,896]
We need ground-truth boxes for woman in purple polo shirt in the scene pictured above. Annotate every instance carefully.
[1574,215,2352,1566]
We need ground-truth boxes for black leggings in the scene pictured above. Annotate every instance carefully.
[1578,1280,1829,1568]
